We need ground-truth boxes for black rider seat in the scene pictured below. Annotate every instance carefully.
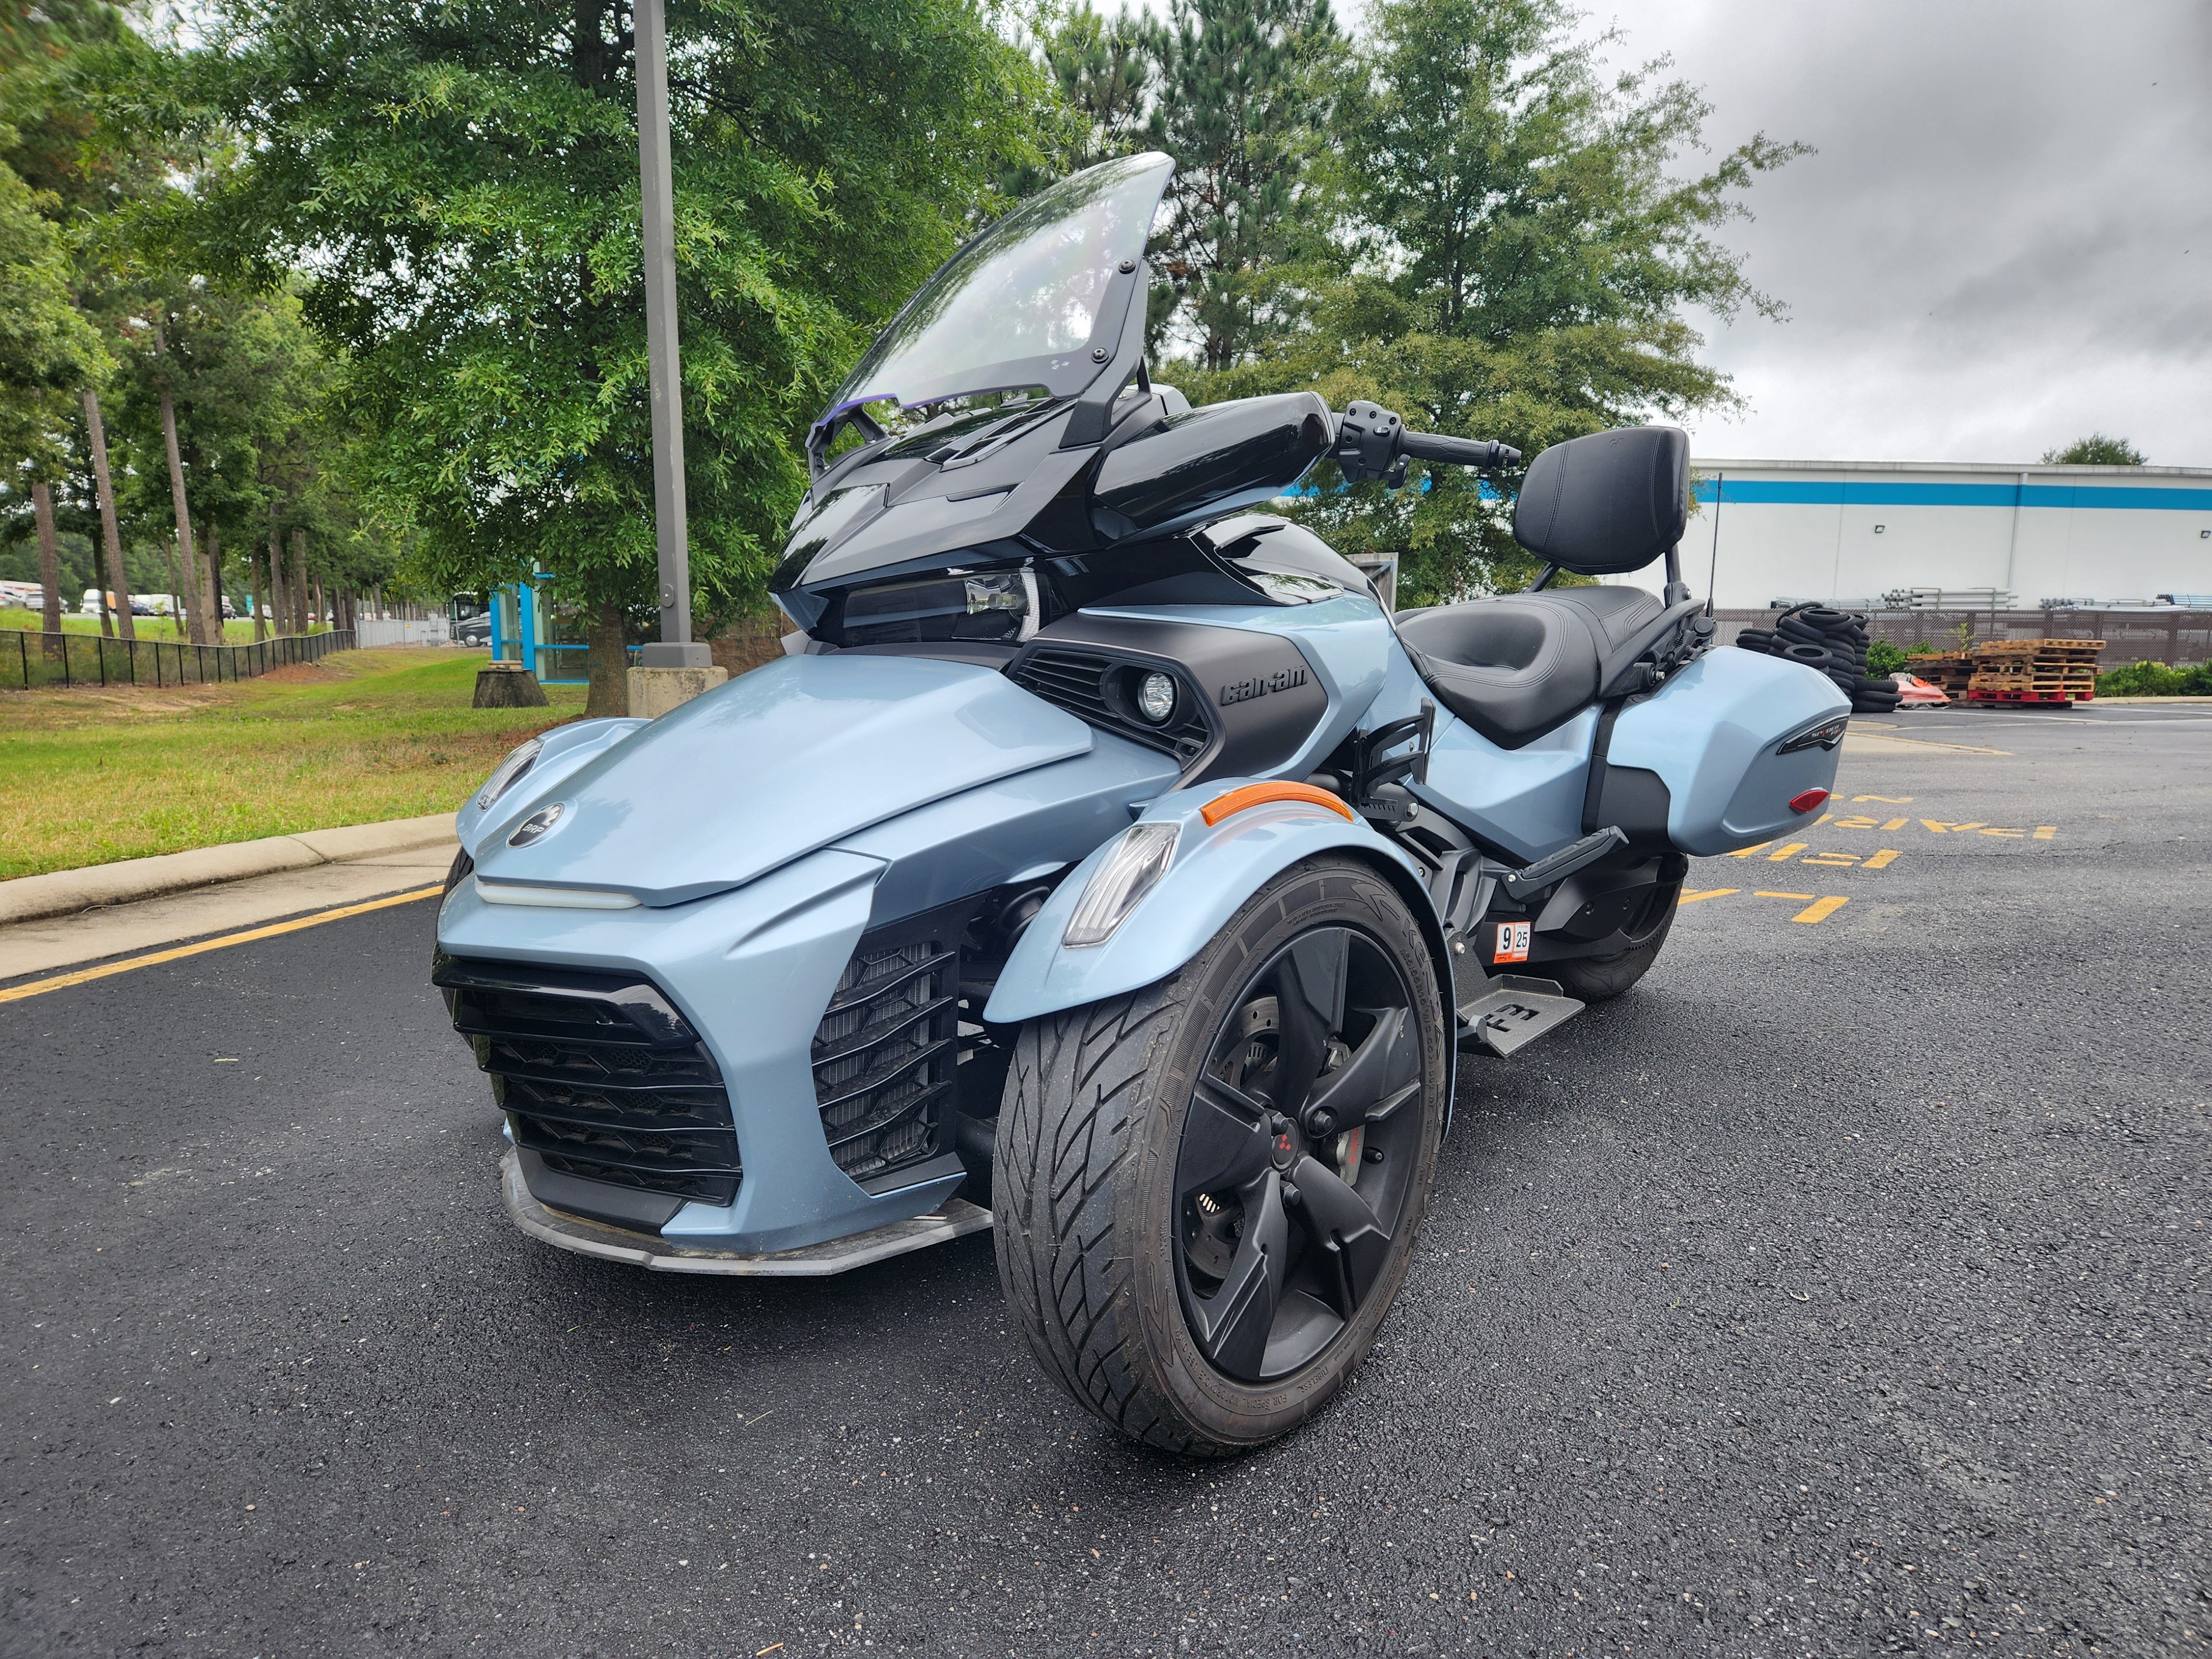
[1395,586,1666,749]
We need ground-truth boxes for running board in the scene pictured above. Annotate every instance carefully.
[1458,974,1586,1057]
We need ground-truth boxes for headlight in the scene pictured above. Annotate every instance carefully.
[1063,822,1177,948]
[1135,670,1177,724]
[475,737,544,811]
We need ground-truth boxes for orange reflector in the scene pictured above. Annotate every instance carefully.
[1200,780,1356,827]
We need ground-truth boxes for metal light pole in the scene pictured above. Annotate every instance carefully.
[635,0,707,670]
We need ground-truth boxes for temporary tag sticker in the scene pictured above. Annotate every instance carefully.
[1494,921,1531,964]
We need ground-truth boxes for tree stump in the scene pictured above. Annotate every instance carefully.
[473,663,549,708]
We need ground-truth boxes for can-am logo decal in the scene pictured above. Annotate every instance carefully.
[1218,666,1308,706]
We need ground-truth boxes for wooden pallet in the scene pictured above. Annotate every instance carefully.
[1971,637,2105,656]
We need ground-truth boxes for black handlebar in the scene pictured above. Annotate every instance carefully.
[1397,429,1519,470]
[1331,399,1520,485]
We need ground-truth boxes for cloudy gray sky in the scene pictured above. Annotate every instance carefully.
[1580,1,2212,466]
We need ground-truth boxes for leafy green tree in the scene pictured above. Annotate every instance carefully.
[4,0,184,639]
[1187,0,1804,603]
[179,0,1048,708]
[0,152,104,478]
[2042,434,2144,466]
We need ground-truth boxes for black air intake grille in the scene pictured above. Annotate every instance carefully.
[434,956,741,1207]
[1009,648,1211,763]
[812,915,960,1184]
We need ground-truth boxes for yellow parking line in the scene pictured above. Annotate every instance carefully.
[1863,848,1902,868]
[1679,888,1738,904]
[1766,842,1808,862]
[1752,890,1816,901]
[0,885,446,1005]
[1791,896,1850,924]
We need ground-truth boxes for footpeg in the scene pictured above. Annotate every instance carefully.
[1500,826,1626,902]
[1457,974,1585,1056]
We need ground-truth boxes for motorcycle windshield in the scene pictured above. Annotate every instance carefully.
[818,153,1172,428]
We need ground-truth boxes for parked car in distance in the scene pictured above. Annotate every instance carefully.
[455,613,492,646]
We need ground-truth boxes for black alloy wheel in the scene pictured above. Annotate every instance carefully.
[1173,927,1423,1383]
[993,855,1447,1455]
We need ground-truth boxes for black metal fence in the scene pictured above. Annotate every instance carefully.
[1,628,356,691]
[1712,609,2212,669]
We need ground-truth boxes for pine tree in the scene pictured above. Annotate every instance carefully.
[1146,0,1339,373]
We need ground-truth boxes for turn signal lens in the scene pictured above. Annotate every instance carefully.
[1063,822,1178,948]
[1788,788,1830,814]
[1199,780,1355,827]
[475,737,543,811]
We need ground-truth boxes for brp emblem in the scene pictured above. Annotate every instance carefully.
[508,802,566,847]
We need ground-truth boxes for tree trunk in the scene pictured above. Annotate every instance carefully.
[313,573,326,633]
[202,518,223,645]
[267,515,285,638]
[585,598,629,717]
[164,537,181,641]
[33,481,61,648]
[153,319,202,645]
[84,387,134,641]
[290,528,308,634]
[252,538,268,642]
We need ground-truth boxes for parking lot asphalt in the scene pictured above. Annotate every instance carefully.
[4,704,2206,1658]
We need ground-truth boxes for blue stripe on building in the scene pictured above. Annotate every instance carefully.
[1694,481,2212,512]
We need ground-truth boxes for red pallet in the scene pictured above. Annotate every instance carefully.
[1968,687,2090,705]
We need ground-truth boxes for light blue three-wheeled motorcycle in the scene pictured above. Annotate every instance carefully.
[432,153,1847,1454]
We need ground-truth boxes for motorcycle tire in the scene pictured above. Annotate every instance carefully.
[993,855,1448,1457]
[1544,885,1680,1003]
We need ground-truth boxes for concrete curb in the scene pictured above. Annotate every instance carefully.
[0,812,459,927]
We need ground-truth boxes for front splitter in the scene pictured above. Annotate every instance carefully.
[499,1147,992,1276]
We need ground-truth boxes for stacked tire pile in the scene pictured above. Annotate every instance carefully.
[1734,603,1902,713]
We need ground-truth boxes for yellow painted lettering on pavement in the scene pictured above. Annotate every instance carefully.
[1679,888,1738,904]
[1853,795,1913,804]
[1753,891,1817,902]
[1980,827,2025,838]
[1791,897,1850,924]
[1882,817,1910,831]
[1862,849,1902,869]
[1766,843,1808,862]
[2033,827,2057,839]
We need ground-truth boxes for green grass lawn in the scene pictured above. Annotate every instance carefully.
[2,604,328,644]
[0,648,587,880]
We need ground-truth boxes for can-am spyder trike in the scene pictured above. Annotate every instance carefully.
[432,153,1848,1455]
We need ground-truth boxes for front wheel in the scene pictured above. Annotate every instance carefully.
[993,856,1448,1455]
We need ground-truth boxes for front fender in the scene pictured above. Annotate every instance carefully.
[456,717,648,856]
[983,782,1438,1026]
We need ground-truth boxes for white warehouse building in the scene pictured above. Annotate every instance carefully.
[1615,458,2212,611]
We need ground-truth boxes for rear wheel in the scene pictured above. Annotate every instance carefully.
[1545,883,1679,1001]
[993,857,1447,1455]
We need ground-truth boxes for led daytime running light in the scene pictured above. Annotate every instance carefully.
[476,737,544,811]
[1062,822,1178,948]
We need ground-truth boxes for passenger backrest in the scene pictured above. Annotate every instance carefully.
[1512,427,1689,575]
